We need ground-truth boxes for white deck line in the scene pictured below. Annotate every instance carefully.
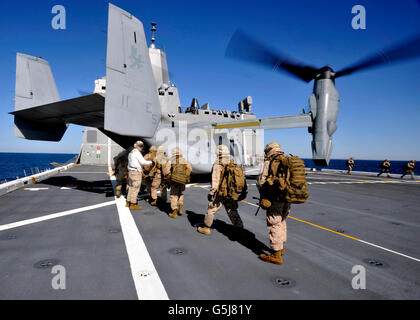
[0,201,116,231]
[192,184,420,264]
[110,176,169,300]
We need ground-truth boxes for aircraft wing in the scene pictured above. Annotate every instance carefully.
[10,94,105,127]
[211,114,312,130]
[10,94,104,141]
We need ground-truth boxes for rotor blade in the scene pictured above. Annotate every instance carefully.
[335,33,420,78]
[225,29,319,82]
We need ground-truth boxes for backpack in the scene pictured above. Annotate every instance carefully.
[142,153,156,178]
[264,154,309,204]
[217,159,248,201]
[170,159,191,185]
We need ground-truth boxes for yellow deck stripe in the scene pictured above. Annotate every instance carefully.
[239,199,361,241]
[194,184,420,262]
[214,121,260,129]
[287,216,360,241]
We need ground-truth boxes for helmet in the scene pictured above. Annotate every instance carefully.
[172,147,182,156]
[217,144,229,156]
[264,142,282,155]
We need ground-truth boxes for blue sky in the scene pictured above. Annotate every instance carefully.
[0,0,419,160]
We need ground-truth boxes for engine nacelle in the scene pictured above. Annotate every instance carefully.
[310,78,339,166]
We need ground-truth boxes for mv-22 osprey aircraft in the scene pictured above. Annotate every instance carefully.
[10,3,420,174]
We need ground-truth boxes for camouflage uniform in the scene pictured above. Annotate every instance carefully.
[164,148,192,218]
[346,158,355,175]
[157,148,168,203]
[256,142,290,265]
[401,160,416,180]
[377,159,391,177]
[198,145,243,235]
[113,149,130,198]
[144,146,160,205]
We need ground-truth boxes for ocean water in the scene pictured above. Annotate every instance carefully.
[302,159,417,175]
[0,153,416,183]
[0,153,77,182]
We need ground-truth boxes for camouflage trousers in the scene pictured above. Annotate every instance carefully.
[266,201,291,251]
[160,184,168,202]
[377,168,391,177]
[401,170,415,179]
[146,174,162,200]
[127,171,142,204]
[204,199,243,229]
[170,184,185,211]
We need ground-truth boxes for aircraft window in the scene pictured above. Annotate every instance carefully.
[102,86,106,90]
[230,115,235,119]
[169,92,173,95]
[212,111,216,115]
[205,111,209,114]
[218,136,223,145]
[224,113,228,118]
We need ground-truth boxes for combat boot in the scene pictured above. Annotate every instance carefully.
[169,209,178,219]
[197,226,211,236]
[129,203,143,211]
[116,189,121,198]
[126,201,130,207]
[178,205,183,216]
[280,248,285,256]
[150,198,157,206]
[259,251,283,265]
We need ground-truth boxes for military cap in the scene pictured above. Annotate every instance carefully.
[172,147,182,156]
[217,144,230,156]
[264,142,282,155]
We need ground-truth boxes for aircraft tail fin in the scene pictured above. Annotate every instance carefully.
[104,3,162,138]
[14,53,67,141]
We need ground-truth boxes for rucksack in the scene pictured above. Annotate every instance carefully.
[217,159,247,201]
[264,154,309,204]
[170,160,191,185]
[142,153,156,178]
